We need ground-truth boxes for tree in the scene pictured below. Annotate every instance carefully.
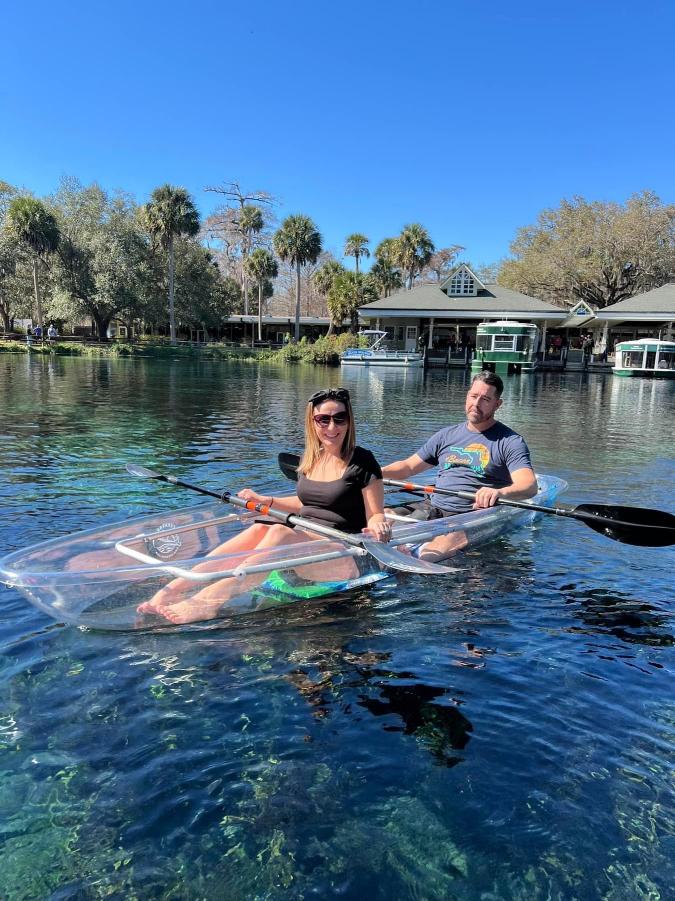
[239,205,264,315]
[312,259,347,335]
[0,230,33,333]
[371,238,403,297]
[6,197,60,330]
[244,248,278,341]
[48,178,150,340]
[141,185,200,342]
[202,182,277,309]
[313,259,346,331]
[421,246,465,282]
[328,271,378,333]
[344,233,370,274]
[394,223,435,290]
[172,244,241,338]
[499,192,675,308]
[0,182,24,331]
[273,214,322,341]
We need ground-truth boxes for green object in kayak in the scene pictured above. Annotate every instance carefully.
[260,569,354,600]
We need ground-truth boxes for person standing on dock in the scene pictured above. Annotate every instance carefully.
[382,371,537,559]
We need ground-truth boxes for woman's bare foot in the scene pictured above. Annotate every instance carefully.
[137,586,182,615]
[158,597,225,624]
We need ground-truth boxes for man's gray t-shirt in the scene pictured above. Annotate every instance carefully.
[416,421,533,514]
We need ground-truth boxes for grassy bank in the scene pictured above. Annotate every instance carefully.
[0,340,263,360]
[0,333,365,363]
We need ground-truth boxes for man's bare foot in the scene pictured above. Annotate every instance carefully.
[419,530,469,561]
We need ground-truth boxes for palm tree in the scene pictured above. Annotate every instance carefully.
[238,205,264,315]
[394,223,435,290]
[244,248,278,341]
[313,259,346,332]
[371,238,403,297]
[344,233,370,274]
[273,215,322,341]
[142,185,200,343]
[328,271,378,333]
[6,197,60,331]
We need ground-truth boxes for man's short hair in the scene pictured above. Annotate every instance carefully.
[471,370,504,398]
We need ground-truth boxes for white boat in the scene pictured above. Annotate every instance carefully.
[0,475,567,630]
[340,330,424,367]
[613,338,675,378]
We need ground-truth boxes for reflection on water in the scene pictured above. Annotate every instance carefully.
[562,586,674,647]
[0,356,674,899]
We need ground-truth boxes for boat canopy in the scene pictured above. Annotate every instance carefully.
[355,330,388,349]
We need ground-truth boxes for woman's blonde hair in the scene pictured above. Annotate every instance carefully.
[298,388,356,475]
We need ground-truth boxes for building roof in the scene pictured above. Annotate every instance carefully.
[559,300,598,328]
[359,282,567,321]
[596,283,675,316]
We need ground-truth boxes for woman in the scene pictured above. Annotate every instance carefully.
[139,387,390,623]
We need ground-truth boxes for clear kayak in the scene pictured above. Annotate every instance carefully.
[0,474,567,630]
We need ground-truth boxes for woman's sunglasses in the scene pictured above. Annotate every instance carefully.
[312,412,349,427]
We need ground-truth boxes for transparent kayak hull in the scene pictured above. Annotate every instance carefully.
[0,475,567,630]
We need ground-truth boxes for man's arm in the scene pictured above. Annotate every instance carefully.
[473,466,537,509]
[381,454,432,480]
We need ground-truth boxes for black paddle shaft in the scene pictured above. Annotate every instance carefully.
[126,464,458,574]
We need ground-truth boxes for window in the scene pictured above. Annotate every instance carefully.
[406,326,417,340]
[624,351,643,368]
[476,335,491,351]
[494,335,515,351]
[448,270,477,295]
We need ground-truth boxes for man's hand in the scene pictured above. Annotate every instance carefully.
[473,487,502,509]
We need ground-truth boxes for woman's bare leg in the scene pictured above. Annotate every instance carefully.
[160,526,321,624]
[137,522,278,614]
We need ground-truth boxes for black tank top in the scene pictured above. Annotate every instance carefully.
[297,446,382,533]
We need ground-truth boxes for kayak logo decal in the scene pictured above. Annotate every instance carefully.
[443,443,490,475]
[146,522,182,559]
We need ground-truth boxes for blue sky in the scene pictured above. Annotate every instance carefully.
[2,0,673,267]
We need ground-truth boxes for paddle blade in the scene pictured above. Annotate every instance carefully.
[360,539,460,574]
[278,452,300,482]
[126,463,161,480]
[574,504,675,547]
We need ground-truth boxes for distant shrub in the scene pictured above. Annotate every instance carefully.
[258,332,360,365]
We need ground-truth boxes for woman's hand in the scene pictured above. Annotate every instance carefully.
[237,488,270,505]
[362,515,392,543]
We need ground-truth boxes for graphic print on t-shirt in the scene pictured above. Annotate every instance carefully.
[442,442,490,476]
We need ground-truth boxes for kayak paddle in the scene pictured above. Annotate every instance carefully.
[277,452,675,548]
[126,464,458,575]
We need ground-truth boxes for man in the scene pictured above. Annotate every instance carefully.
[383,371,537,560]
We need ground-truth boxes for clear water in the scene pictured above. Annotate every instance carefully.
[0,354,674,900]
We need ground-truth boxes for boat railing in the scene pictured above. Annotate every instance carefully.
[115,537,366,581]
